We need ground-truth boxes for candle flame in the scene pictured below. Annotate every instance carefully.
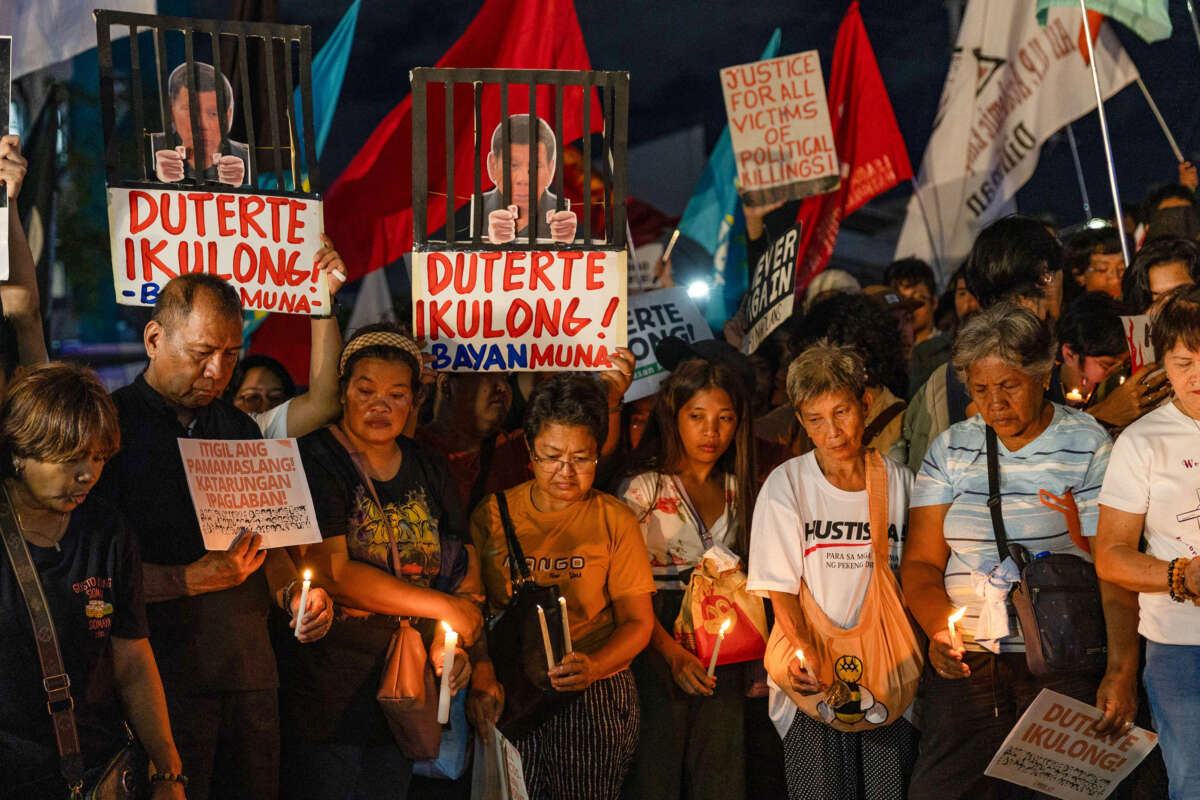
[948,606,966,625]
[1119,375,1126,385]
[1066,388,1084,402]
[719,618,732,634]
[795,649,804,661]
[302,569,311,581]
[441,621,454,634]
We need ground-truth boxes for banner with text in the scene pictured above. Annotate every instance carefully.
[412,249,627,371]
[179,438,323,551]
[721,51,839,206]
[108,187,329,314]
[1120,315,1154,372]
[625,287,713,402]
[743,223,802,354]
[984,689,1158,800]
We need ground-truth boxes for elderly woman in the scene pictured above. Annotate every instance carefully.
[747,341,918,800]
[472,373,655,800]
[0,364,185,798]
[1096,285,1200,799]
[901,303,1139,798]
[280,323,484,800]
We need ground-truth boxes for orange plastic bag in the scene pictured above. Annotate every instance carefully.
[676,555,768,668]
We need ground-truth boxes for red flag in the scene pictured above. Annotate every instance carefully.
[793,1,912,293]
[250,0,601,380]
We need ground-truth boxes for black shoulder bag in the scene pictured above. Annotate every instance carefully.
[486,491,581,739]
[985,426,1107,675]
[0,485,147,799]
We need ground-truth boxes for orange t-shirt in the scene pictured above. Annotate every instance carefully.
[471,481,655,660]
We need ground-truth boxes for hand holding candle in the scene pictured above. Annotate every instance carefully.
[558,596,573,655]
[795,648,807,674]
[947,606,966,651]
[707,618,732,678]
[437,622,458,725]
[293,570,311,640]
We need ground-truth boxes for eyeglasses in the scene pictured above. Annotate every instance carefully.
[530,451,599,474]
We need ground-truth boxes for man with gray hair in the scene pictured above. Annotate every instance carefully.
[152,62,249,186]
[479,113,577,243]
[95,273,333,799]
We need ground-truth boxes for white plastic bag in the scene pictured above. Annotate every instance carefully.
[469,730,529,800]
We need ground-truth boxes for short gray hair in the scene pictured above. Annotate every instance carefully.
[952,302,1054,384]
[786,340,867,411]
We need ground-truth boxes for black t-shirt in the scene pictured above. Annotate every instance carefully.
[0,493,148,792]
[93,374,276,693]
[281,428,465,744]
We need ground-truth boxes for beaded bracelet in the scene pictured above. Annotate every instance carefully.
[150,772,189,787]
[1168,558,1194,603]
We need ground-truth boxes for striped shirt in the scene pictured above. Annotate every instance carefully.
[911,404,1111,652]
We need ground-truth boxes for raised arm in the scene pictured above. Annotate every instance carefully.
[284,235,346,437]
[0,135,47,367]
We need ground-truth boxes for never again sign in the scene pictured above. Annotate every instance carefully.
[108,187,329,314]
[743,222,802,354]
[413,249,627,372]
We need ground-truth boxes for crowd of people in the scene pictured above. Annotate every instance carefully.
[1,122,1200,800]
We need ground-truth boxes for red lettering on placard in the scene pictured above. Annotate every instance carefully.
[533,299,562,337]
[559,252,583,291]
[507,299,533,337]
[140,239,173,281]
[427,252,453,295]
[233,242,256,282]
[160,194,186,235]
[414,300,426,338]
[562,297,589,336]
[481,300,505,338]
[453,253,477,293]
[186,193,213,236]
[286,199,306,244]
[457,300,480,337]
[124,238,136,279]
[209,241,231,280]
[428,300,455,339]
[479,252,503,293]
[585,252,606,289]
[265,197,290,242]
[530,252,555,291]
[129,191,157,234]
[216,195,237,236]
[530,343,555,369]
[239,196,266,238]
[502,252,526,291]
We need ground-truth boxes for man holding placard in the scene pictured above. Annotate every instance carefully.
[94,273,333,800]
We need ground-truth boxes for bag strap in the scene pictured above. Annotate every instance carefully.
[467,436,498,512]
[670,475,715,551]
[865,450,890,571]
[0,484,86,795]
[861,400,906,446]
[494,491,532,588]
[985,426,1011,563]
[327,424,405,580]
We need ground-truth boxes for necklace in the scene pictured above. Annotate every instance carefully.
[13,505,69,552]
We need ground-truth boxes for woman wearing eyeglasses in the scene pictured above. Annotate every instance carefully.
[471,373,656,800]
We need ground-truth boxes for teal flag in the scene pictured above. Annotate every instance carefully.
[676,29,782,327]
[1036,0,1171,43]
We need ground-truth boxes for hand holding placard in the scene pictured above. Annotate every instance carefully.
[0,135,27,200]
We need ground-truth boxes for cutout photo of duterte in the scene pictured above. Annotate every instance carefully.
[151,62,250,188]
[477,113,578,244]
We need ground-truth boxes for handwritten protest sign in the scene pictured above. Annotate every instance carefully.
[1120,315,1154,373]
[625,288,712,402]
[721,51,839,206]
[985,689,1158,800]
[107,187,329,313]
[178,438,323,551]
[743,223,802,354]
[412,249,627,372]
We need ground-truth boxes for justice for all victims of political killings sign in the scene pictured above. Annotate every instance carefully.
[984,689,1158,800]
[743,222,802,355]
[721,50,840,206]
[412,249,628,372]
[625,287,713,402]
[179,438,323,551]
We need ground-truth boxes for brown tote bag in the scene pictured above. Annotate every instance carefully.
[763,450,924,733]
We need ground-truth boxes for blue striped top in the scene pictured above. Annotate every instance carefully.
[911,404,1111,652]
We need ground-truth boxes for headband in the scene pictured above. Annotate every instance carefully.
[337,331,424,377]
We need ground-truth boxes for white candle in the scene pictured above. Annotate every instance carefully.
[293,570,311,639]
[707,618,732,678]
[537,604,555,670]
[437,622,458,724]
[1065,387,1084,404]
[558,596,573,655]
[947,606,966,650]
[795,648,807,673]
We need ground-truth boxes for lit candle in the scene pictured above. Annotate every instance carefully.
[1119,375,1126,385]
[558,596,573,655]
[293,569,311,639]
[537,604,555,670]
[795,648,807,673]
[437,622,458,724]
[947,606,966,650]
[707,618,733,678]
[1065,387,1084,404]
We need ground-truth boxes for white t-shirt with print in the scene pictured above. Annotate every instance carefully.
[1099,401,1200,645]
[747,451,913,737]
[619,471,737,591]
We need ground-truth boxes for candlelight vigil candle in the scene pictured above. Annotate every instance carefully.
[558,596,573,655]
[947,606,966,650]
[1065,387,1084,404]
[537,604,555,670]
[795,648,807,673]
[293,569,311,639]
[707,618,733,678]
[438,622,458,724]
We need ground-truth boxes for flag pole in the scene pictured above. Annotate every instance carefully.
[1064,123,1092,221]
[1135,76,1185,163]
[909,177,945,283]
[1078,3,1131,266]
[1187,0,1200,57]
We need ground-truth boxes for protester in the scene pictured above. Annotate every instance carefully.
[618,356,755,800]
[884,257,939,346]
[1121,235,1200,314]
[0,364,185,798]
[802,268,860,311]
[280,322,483,799]
[472,374,655,800]
[907,266,980,397]
[224,236,347,438]
[93,273,334,800]
[900,303,1138,798]
[1052,292,1128,406]
[747,341,918,799]
[1062,226,1128,302]
[0,135,48,390]
[861,284,922,363]
[1094,284,1200,800]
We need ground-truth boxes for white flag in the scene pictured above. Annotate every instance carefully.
[895,1,1138,283]
[4,0,157,79]
[346,267,397,338]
